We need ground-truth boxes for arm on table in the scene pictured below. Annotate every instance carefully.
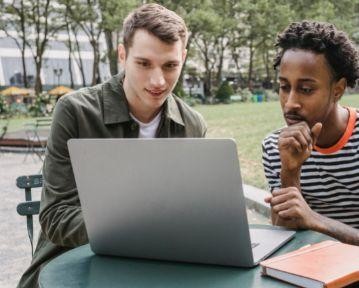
[39,97,88,247]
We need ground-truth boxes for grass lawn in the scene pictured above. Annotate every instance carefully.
[195,94,359,190]
[3,116,44,132]
[2,93,359,190]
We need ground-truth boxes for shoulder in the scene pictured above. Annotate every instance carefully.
[58,83,103,111]
[262,129,281,149]
[171,95,207,137]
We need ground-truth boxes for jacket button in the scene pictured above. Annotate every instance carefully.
[131,123,137,130]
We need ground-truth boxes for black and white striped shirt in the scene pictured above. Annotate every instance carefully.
[262,108,359,228]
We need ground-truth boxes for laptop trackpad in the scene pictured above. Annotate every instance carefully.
[249,227,295,264]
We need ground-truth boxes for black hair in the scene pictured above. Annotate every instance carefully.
[274,21,359,88]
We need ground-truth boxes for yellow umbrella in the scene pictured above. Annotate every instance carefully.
[0,86,30,96]
[48,85,73,96]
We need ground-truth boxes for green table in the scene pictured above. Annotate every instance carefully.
[39,227,332,287]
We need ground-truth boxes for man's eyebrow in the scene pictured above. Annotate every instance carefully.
[278,76,317,83]
[165,60,180,64]
[298,78,317,83]
[134,57,149,61]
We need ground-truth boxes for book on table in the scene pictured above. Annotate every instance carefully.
[260,240,359,288]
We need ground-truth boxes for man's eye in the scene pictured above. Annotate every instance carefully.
[165,63,178,69]
[301,87,313,94]
[137,62,149,67]
[279,85,289,91]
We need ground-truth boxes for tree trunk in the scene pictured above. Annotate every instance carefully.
[247,39,254,90]
[74,32,86,86]
[174,34,194,96]
[34,59,42,95]
[216,46,225,86]
[204,56,212,98]
[66,22,74,88]
[104,29,118,76]
[21,43,28,88]
[91,40,100,85]
[264,50,270,80]
[68,50,74,88]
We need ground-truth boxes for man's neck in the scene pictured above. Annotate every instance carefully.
[130,106,162,123]
[316,105,349,148]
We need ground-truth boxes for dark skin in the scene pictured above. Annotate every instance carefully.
[265,49,359,245]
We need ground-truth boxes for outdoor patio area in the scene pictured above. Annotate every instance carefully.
[1,153,42,288]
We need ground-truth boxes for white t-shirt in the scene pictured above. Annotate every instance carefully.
[130,111,162,138]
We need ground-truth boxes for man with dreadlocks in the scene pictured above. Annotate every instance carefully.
[262,21,359,244]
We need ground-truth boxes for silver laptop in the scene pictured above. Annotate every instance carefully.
[68,138,295,267]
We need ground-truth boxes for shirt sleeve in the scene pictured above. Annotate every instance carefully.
[39,96,88,247]
[262,137,281,192]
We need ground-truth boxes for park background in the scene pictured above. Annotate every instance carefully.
[0,0,359,287]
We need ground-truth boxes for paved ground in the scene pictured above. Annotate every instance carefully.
[0,152,269,288]
[1,153,42,288]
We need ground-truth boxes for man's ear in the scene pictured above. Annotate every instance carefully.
[333,77,347,102]
[182,49,187,62]
[118,44,126,67]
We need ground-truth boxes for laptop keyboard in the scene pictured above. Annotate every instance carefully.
[251,242,259,248]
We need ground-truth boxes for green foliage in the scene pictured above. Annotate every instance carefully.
[216,81,234,103]
[265,90,279,101]
[0,95,9,115]
[238,88,253,102]
[28,93,51,117]
[0,0,357,96]
[173,82,188,98]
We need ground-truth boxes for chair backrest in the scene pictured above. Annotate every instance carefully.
[35,118,52,129]
[16,174,43,256]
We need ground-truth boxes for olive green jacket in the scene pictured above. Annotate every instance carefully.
[18,73,206,288]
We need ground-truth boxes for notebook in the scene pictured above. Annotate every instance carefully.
[68,138,295,267]
[260,240,359,288]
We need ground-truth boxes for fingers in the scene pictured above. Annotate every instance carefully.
[272,187,299,197]
[279,122,312,152]
[267,187,302,211]
[264,195,272,203]
[311,122,322,146]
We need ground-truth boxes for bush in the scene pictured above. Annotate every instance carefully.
[216,81,234,103]
[173,82,188,98]
[237,88,252,102]
[28,93,51,117]
[0,95,9,114]
[265,89,279,101]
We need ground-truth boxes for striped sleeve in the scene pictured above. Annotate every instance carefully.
[262,132,281,192]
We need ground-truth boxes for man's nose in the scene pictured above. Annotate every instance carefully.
[285,89,301,110]
[150,68,166,88]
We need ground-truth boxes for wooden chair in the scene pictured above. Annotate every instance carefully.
[16,174,43,256]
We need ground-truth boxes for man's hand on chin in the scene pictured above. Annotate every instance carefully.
[278,121,322,172]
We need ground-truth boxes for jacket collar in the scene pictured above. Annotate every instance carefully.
[102,72,184,127]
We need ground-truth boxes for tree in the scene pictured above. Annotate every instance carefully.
[26,0,64,94]
[238,0,292,89]
[65,0,103,85]
[216,80,234,103]
[0,0,31,87]
[192,8,221,98]
[99,0,139,76]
